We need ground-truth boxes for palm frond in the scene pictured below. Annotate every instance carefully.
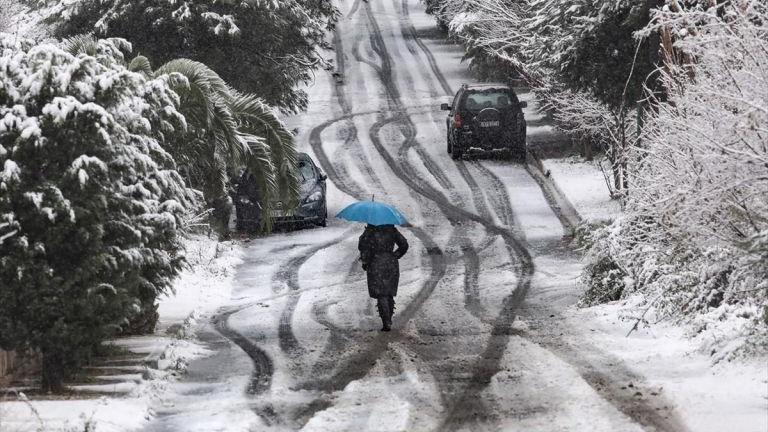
[128,55,153,76]
[154,59,228,129]
[154,59,230,107]
[228,91,300,207]
[60,34,100,56]
[153,59,299,232]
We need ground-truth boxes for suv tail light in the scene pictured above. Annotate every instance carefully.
[454,113,464,128]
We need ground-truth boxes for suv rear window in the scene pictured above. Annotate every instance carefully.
[463,91,515,111]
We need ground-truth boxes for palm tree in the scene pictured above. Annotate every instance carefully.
[150,58,299,236]
[62,36,300,236]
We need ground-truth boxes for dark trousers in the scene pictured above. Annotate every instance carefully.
[376,295,395,325]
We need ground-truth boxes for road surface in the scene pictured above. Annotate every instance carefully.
[143,1,689,431]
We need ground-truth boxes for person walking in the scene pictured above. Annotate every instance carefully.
[358,224,409,331]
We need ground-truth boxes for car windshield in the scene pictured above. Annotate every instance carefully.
[464,91,513,111]
[298,160,316,183]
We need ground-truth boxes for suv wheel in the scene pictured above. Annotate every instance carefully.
[509,148,526,163]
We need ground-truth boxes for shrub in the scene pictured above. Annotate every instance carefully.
[0,34,195,391]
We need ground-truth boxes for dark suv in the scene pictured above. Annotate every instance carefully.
[441,84,527,161]
[234,153,327,232]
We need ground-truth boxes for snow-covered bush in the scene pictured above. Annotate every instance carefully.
[0,34,196,390]
[38,0,338,113]
[584,1,768,356]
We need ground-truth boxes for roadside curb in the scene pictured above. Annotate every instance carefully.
[525,149,583,234]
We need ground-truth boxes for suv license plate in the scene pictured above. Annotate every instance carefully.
[480,121,500,128]
[271,210,286,218]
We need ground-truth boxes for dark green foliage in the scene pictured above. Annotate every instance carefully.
[0,36,194,391]
[464,45,524,83]
[47,0,339,113]
[581,255,627,306]
[556,2,657,109]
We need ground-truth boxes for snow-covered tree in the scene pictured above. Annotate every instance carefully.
[585,1,768,353]
[428,0,660,194]
[61,35,301,237]
[39,0,339,113]
[0,34,196,391]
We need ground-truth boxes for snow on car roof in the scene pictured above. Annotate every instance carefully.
[463,83,509,89]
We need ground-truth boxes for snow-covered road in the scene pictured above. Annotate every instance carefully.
[142,1,691,431]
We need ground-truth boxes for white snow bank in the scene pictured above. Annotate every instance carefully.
[157,235,244,331]
[0,235,243,432]
[0,397,149,432]
[568,298,768,432]
[542,156,621,223]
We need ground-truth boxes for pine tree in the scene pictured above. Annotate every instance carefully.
[0,35,195,391]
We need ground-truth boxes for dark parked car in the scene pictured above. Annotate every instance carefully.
[441,83,528,161]
[234,153,328,232]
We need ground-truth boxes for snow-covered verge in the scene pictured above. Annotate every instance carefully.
[0,235,243,432]
[523,157,767,431]
[542,156,621,223]
[564,297,768,432]
[577,2,768,359]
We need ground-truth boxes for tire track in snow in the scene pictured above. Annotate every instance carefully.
[335,24,388,196]
[308,248,366,377]
[272,233,352,361]
[303,26,450,398]
[399,0,453,96]
[393,3,690,430]
[364,2,491,330]
[309,298,351,377]
[364,6,454,193]
[345,0,363,19]
[470,161,522,231]
[395,14,501,324]
[306,111,448,392]
[212,308,274,395]
[368,113,534,429]
[368,38,487,327]
[364,4,537,428]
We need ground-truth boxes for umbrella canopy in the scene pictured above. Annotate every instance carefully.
[336,201,408,226]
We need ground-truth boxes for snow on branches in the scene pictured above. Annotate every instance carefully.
[432,0,655,195]
[0,34,196,390]
[37,0,339,112]
[587,1,768,356]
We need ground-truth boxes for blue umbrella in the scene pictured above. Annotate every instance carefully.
[336,199,409,226]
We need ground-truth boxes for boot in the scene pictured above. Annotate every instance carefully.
[377,297,391,332]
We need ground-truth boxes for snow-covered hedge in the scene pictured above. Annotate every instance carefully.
[583,2,768,357]
[0,34,195,390]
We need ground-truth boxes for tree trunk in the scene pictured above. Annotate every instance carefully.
[611,143,621,192]
[584,137,593,161]
[41,349,65,393]
[208,195,232,240]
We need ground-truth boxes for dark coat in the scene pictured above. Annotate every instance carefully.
[358,225,409,298]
